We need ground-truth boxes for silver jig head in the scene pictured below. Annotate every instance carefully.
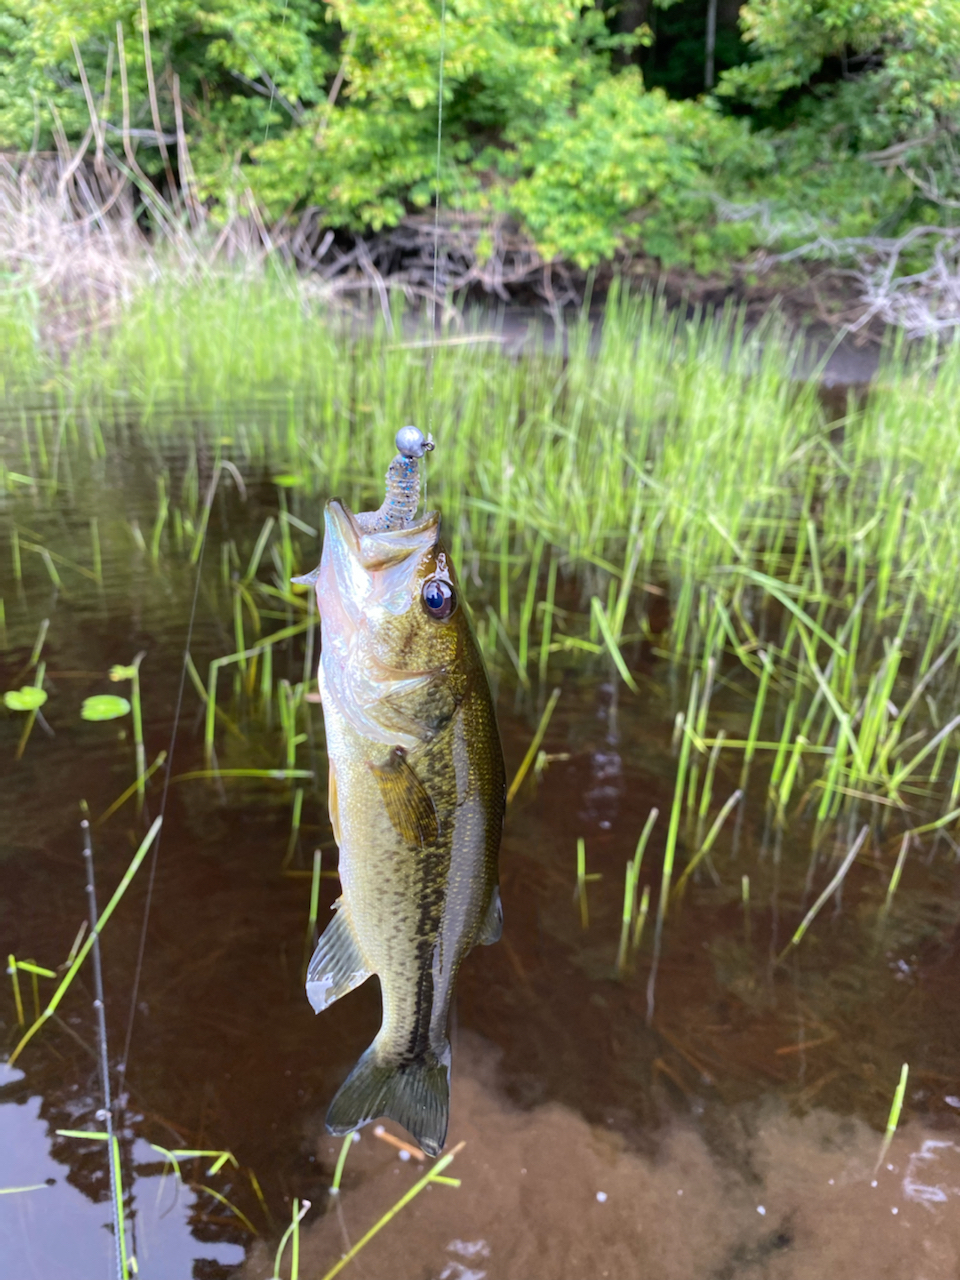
[291,427,435,587]
[357,426,435,533]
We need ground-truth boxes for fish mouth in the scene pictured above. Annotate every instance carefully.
[326,498,439,570]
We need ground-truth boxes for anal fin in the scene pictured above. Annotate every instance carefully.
[370,747,439,849]
[328,760,342,847]
[476,885,502,946]
[306,901,371,1013]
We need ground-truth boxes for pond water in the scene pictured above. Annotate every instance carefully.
[2,425,960,1279]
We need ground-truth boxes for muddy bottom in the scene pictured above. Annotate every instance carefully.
[241,1034,960,1280]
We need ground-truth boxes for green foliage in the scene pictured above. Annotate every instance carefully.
[721,0,960,125]
[0,0,957,274]
[249,0,626,226]
[4,687,47,712]
[714,0,960,236]
[81,694,131,721]
[0,0,333,172]
[642,0,750,99]
[512,71,772,271]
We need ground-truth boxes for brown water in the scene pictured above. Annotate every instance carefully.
[2,437,960,1279]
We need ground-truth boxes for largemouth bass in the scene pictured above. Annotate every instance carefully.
[304,427,504,1157]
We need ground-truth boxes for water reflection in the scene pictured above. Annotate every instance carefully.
[0,1068,245,1279]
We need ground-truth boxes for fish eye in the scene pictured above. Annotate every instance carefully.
[422,578,456,620]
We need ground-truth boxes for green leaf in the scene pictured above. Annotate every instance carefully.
[272,474,304,488]
[81,695,131,722]
[4,687,47,712]
[109,664,137,681]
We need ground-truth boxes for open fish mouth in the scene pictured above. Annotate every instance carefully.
[292,427,437,588]
[330,499,440,539]
[312,427,443,632]
[325,498,440,573]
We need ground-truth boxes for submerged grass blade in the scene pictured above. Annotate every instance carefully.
[633,884,651,950]
[721,568,847,658]
[111,1135,132,1279]
[272,1196,309,1279]
[576,837,588,930]
[645,674,698,1024]
[779,824,868,962]
[319,1143,465,1280]
[506,687,561,804]
[616,859,638,975]
[329,1134,354,1195]
[672,788,743,901]
[883,833,912,914]
[14,660,46,760]
[875,1064,909,1174]
[96,751,168,825]
[8,817,162,1064]
[7,953,24,1025]
[658,673,699,927]
[302,847,322,980]
[590,596,639,693]
[196,1184,259,1236]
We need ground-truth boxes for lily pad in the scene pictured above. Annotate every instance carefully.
[272,474,304,488]
[4,687,47,712]
[81,695,131,722]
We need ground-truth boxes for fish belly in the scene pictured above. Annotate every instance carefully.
[325,705,444,1060]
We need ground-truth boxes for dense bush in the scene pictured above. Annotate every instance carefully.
[1,0,958,275]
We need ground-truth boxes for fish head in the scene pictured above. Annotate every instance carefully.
[318,499,468,741]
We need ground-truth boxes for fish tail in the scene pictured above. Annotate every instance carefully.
[326,1039,451,1158]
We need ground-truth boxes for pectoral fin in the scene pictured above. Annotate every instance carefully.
[306,901,372,1013]
[370,747,440,849]
[476,885,503,946]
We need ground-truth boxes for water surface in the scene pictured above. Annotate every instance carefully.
[2,426,959,1279]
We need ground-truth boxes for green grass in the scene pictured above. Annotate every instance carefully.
[7,818,163,1065]
[5,266,960,1046]
[6,272,960,869]
[3,275,957,655]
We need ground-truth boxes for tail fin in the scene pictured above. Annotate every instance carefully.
[326,1041,451,1158]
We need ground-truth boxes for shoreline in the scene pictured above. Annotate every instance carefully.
[0,152,938,378]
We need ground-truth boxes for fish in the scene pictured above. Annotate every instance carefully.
[303,427,504,1158]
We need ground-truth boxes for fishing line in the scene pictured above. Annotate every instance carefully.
[119,0,289,1087]
[425,0,448,508]
[117,490,212,1088]
[430,0,447,340]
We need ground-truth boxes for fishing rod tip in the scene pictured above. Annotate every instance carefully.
[395,425,435,458]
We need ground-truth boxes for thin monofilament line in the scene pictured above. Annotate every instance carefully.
[425,0,447,507]
[118,523,210,1087]
[431,0,447,324]
[264,0,289,147]
[427,0,447,449]
[119,0,290,1086]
